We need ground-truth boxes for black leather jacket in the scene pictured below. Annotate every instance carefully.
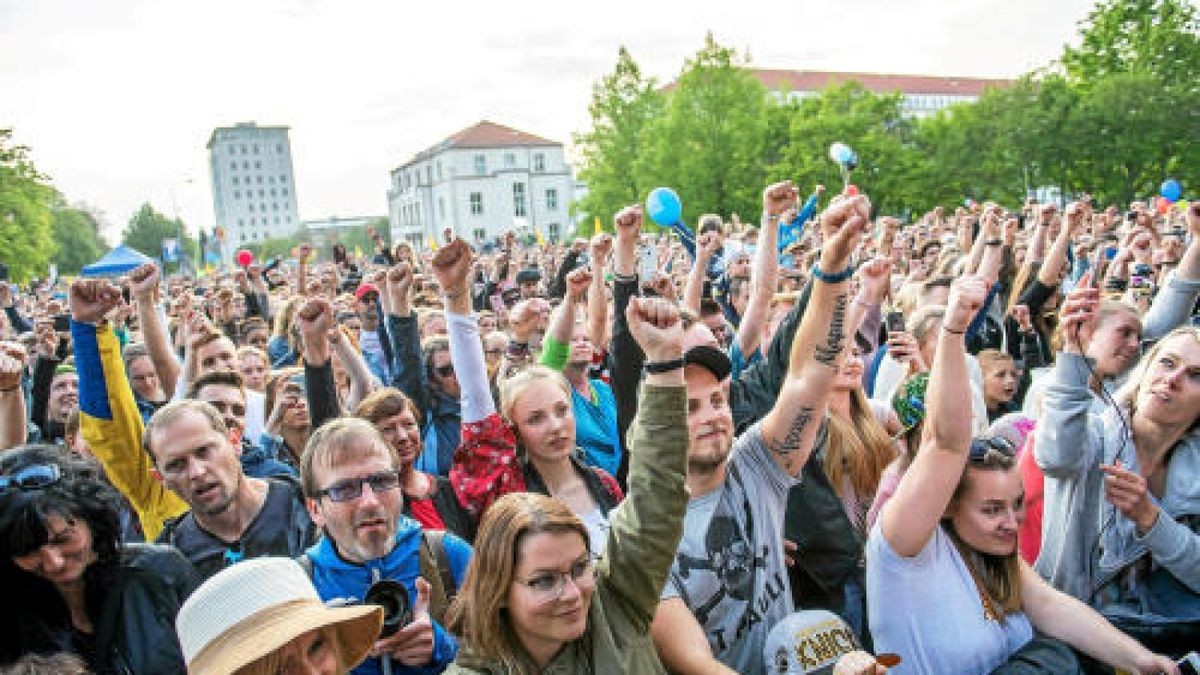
[94,544,199,675]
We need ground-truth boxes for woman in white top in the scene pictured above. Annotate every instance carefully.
[865,274,1175,674]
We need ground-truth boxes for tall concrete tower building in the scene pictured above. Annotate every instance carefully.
[207,122,299,260]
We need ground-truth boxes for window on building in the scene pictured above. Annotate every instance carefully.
[276,144,283,153]
[253,145,259,154]
[232,177,239,185]
[260,203,267,212]
[436,161,442,180]
[425,166,431,184]
[270,188,277,196]
[286,215,292,223]
[533,153,545,172]
[240,233,246,242]
[243,161,249,169]
[547,223,560,242]
[257,176,263,184]
[249,203,256,212]
[268,176,275,184]
[282,188,289,196]
[238,218,245,226]
[233,190,241,199]
[504,153,515,167]
[229,145,237,154]
[513,183,526,217]
[545,188,558,210]
[254,161,262,169]
[241,144,247,154]
[439,197,446,218]
[272,202,279,211]
[258,189,265,197]
[274,216,280,224]
[474,228,486,242]
[474,154,486,175]
[280,174,287,182]
[469,192,484,215]
[230,161,237,170]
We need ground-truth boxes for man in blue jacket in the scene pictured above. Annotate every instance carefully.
[301,416,471,675]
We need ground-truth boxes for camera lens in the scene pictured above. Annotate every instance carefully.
[364,580,412,637]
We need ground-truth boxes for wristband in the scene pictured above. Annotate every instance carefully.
[613,272,637,284]
[811,263,856,284]
[643,357,685,374]
[984,239,1003,247]
[942,324,967,335]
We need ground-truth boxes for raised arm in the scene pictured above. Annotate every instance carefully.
[294,243,312,296]
[433,239,494,424]
[1142,202,1200,341]
[880,274,988,558]
[540,267,591,370]
[683,233,720,315]
[761,183,871,478]
[734,209,780,358]
[129,263,182,397]
[0,343,26,450]
[608,205,647,477]
[1038,203,1081,287]
[586,233,612,349]
[297,297,342,429]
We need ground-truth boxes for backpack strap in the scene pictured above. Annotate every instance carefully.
[418,530,456,625]
[296,553,313,578]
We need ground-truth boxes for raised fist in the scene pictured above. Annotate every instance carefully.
[296,297,334,338]
[818,194,872,267]
[0,341,26,391]
[430,239,473,293]
[614,205,643,240]
[625,296,683,363]
[763,181,799,217]
[129,263,160,301]
[565,267,592,301]
[69,278,122,325]
[590,233,613,261]
[945,274,990,333]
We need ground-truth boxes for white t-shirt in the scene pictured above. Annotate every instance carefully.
[661,422,800,675]
[865,522,1033,674]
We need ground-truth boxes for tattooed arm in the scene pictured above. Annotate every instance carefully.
[761,185,872,478]
[879,274,988,558]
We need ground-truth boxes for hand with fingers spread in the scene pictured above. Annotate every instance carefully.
[564,267,592,303]
[1059,272,1100,354]
[1101,460,1160,535]
[69,278,123,325]
[370,577,436,666]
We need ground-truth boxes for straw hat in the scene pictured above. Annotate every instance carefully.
[176,557,383,675]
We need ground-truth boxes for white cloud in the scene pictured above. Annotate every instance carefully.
[0,0,1094,245]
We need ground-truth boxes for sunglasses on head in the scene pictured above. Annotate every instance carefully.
[969,435,1017,461]
[318,471,401,503]
[0,464,62,492]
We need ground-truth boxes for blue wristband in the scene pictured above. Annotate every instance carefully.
[811,263,855,284]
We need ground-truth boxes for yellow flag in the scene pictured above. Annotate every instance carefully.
[594,216,602,236]
[354,245,363,260]
[535,229,545,246]
[429,235,438,251]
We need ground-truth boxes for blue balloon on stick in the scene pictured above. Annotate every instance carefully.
[1160,179,1183,202]
[646,187,682,226]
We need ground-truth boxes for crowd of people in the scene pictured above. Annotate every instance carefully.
[0,180,1197,674]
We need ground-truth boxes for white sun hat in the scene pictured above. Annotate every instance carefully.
[175,557,382,675]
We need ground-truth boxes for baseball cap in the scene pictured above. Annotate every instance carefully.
[684,345,732,381]
[763,610,861,674]
[354,283,379,300]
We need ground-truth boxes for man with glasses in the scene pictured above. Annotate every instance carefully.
[187,369,296,479]
[300,416,471,675]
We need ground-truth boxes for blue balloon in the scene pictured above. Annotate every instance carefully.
[1160,179,1183,202]
[646,187,682,226]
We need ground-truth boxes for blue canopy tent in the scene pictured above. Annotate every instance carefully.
[81,245,155,277]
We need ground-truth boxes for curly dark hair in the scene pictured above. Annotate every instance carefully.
[0,445,123,665]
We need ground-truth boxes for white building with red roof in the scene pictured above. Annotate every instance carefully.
[746,68,1012,117]
[387,120,575,248]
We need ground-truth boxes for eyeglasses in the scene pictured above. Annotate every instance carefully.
[205,400,247,417]
[969,435,1017,461]
[519,558,595,604]
[433,364,455,378]
[318,471,401,503]
[0,464,62,492]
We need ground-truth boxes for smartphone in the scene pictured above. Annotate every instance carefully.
[885,311,906,334]
[1179,652,1200,675]
[53,314,71,332]
[638,246,658,281]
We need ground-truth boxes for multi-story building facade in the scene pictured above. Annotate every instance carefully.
[207,122,300,260]
[387,121,574,249]
[747,69,1011,118]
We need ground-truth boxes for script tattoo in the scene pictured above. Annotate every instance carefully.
[768,405,815,456]
[813,293,849,367]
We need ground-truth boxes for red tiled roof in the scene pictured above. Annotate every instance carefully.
[443,120,559,149]
[750,69,1012,96]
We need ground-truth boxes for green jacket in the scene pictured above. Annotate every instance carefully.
[447,384,689,675]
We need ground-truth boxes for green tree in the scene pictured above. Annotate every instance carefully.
[640,34,769,225]
[770,82,921,215]
[50,198,109,275]
[122,203,195,273]
[573,47,663,226]
[1062,0,1200,92]
[0,129,57,282]
[246,229,306,263]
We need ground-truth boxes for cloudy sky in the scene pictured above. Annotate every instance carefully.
[1,0,1096,244]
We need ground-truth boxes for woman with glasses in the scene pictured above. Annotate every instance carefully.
[0,445,199,673]
[445,284,689,674]
[431,241,625,557]
[866,275,1175,673]
[1037,293,1200,655]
